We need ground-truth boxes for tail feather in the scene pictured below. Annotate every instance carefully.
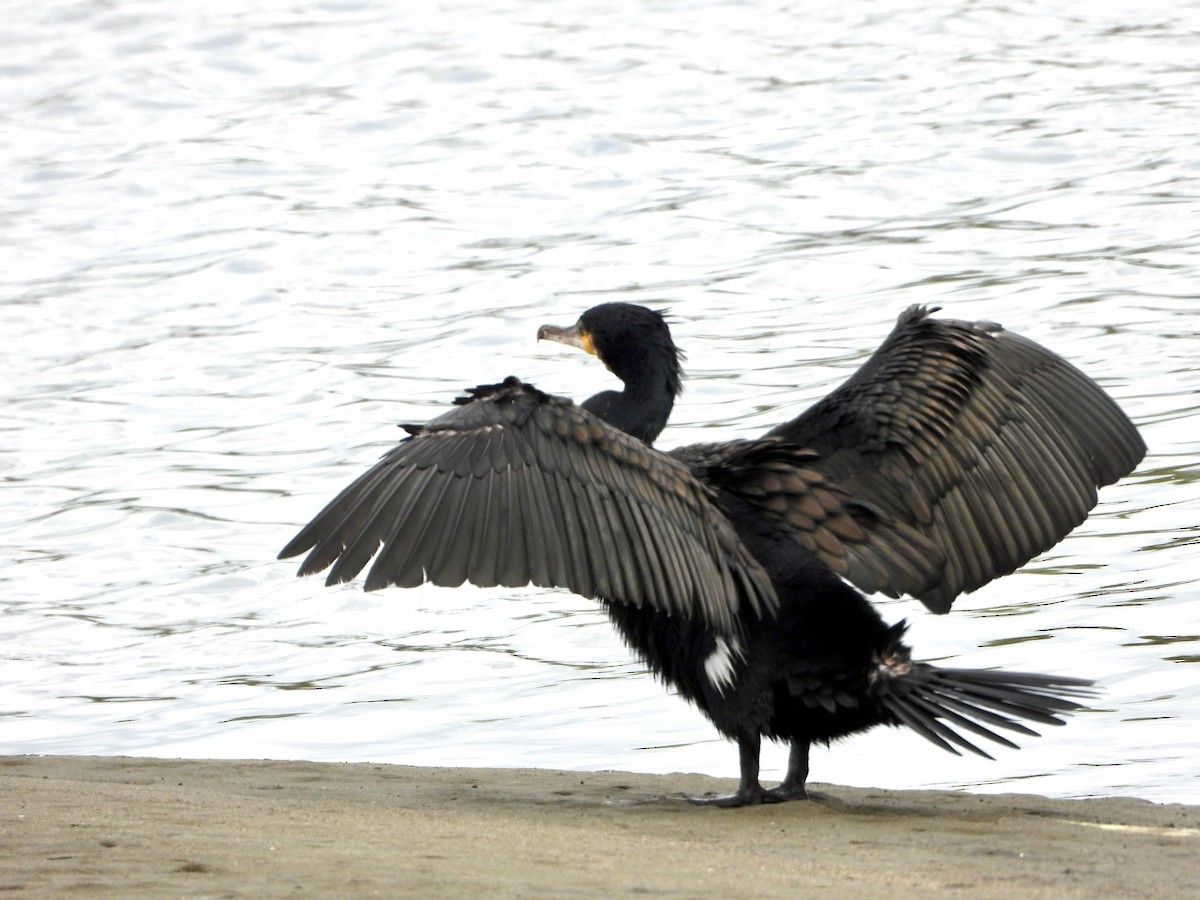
[919,685,1042,737]
[888,694,1007,758]
[881,664,1097,758]
[907,692,1023,755]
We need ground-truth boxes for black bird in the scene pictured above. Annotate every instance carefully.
[279,303,1144,805]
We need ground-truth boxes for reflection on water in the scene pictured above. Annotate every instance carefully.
[2,0,1197,802]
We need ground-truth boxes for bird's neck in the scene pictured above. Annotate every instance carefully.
[583,374,677,445]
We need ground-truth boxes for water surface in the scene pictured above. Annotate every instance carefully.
[2,0,1198,802]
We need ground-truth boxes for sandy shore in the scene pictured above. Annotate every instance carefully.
[3,755,1196,898]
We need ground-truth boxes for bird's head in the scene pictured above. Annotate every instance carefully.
[538,302,683,396]
[538,302,683,443]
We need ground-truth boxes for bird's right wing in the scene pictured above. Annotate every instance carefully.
[279,377,776,633]
[670,438,946,602]
[766,306,1146,612]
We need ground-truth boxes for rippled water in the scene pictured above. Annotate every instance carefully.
[3,0,1198,802]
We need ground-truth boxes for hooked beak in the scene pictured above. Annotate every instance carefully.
[537,321,595,356]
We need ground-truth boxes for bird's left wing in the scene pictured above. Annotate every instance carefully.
[279,377,776,633]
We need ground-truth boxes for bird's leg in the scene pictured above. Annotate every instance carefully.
[766,739,810,801]
[687,732,778,807]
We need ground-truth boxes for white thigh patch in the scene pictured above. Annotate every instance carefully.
[704,635,742,695]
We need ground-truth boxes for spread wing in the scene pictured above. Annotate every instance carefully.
[671,439,946,601]
[766,305,1145,612]
[279,377,777,633]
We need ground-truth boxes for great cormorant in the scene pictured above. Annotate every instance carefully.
[279,303,1144,805]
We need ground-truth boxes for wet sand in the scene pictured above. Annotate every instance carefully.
[3,755,1196,898]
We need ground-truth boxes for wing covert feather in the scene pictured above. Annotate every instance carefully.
[672,439,946,602]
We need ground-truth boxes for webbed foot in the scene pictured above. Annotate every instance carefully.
[763,781,809,802]
[685,782,784,807]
